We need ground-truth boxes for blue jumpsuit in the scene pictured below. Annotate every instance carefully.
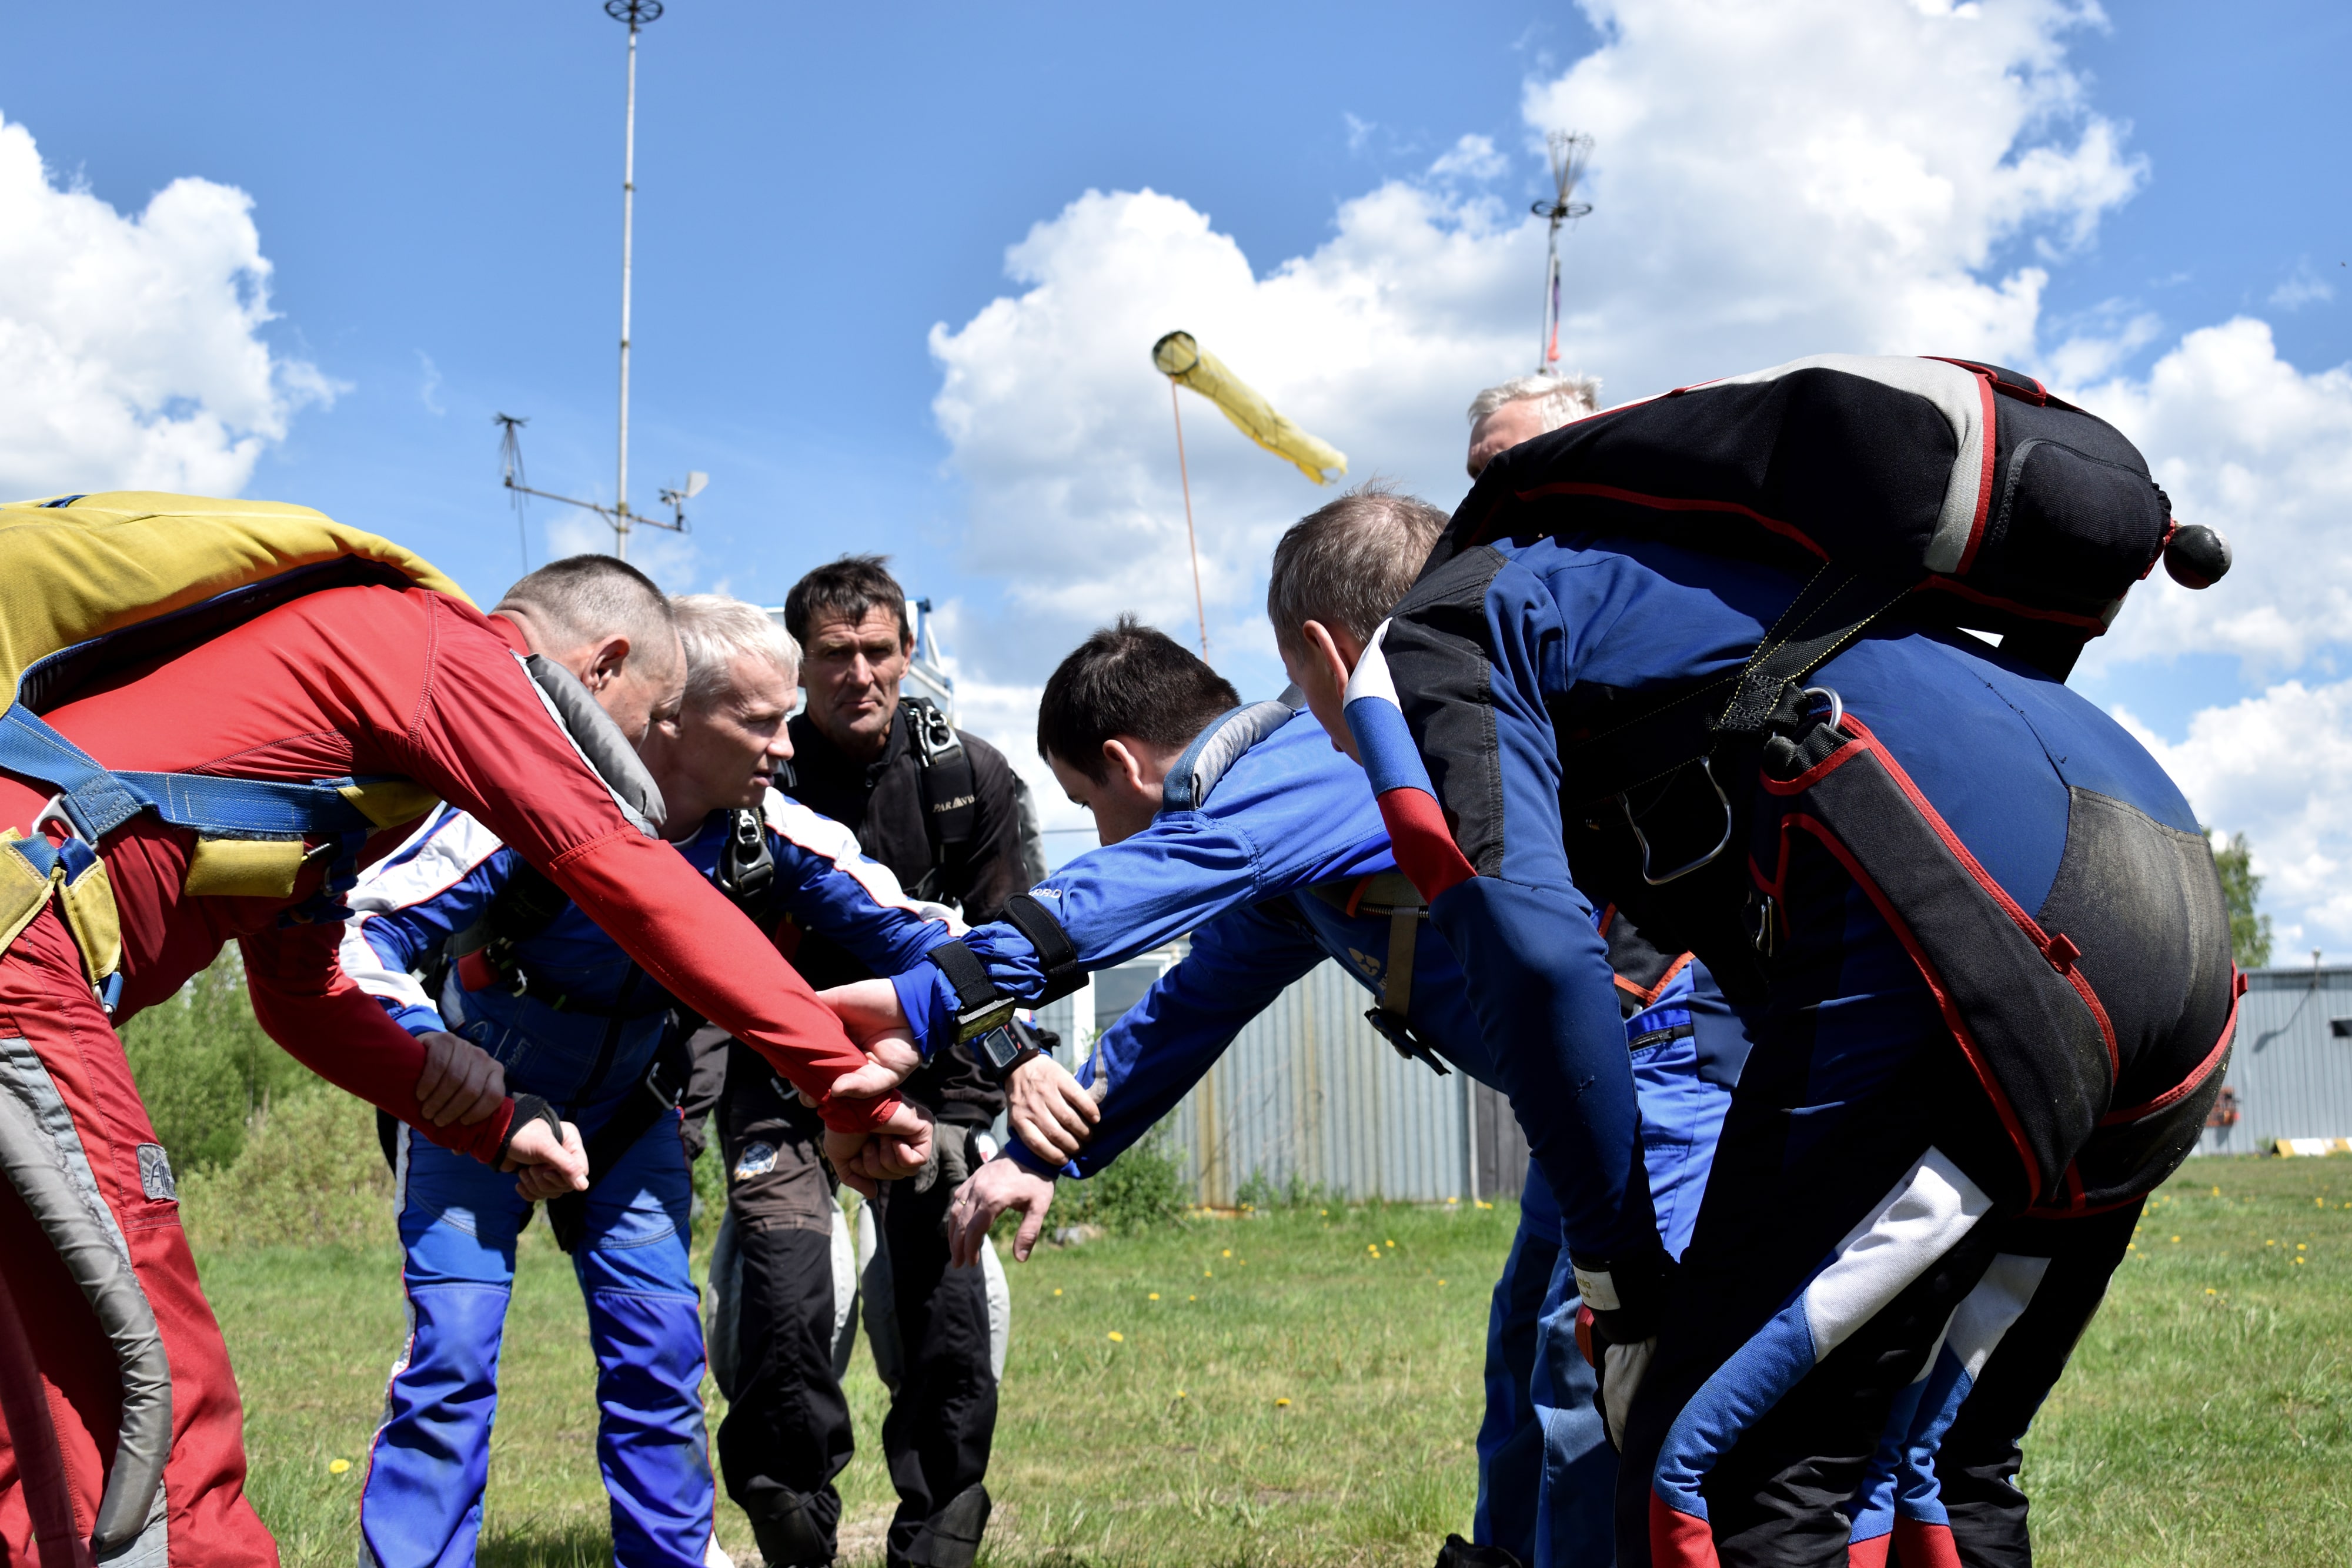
[341,794,954,1568]
[893,704,1743,1566]
[1357,535,2234,1568]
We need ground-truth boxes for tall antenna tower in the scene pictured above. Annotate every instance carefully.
[1531,130,1594,377]
[494,2,704,561]
[607,0,662,560]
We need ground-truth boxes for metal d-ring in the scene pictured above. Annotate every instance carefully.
[1800,686,1844,732]
[1622,755,1736,886]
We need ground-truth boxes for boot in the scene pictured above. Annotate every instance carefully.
[891,1483,991,1568]
[1434,1533,1526,1568]
[746,1485,835,1568]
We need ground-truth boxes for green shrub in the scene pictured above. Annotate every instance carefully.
[1054,1128,1190,1236]
[1233,1168,1338,1212]
[121,949,312,1172]
[179,1086,395,1251]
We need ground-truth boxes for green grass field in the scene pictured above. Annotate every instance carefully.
[193,1152,2352,1567]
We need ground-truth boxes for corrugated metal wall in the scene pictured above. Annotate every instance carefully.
[2197,965,2352,1155]
[1028,952,1531,1205]
[1024,958,2352,1202]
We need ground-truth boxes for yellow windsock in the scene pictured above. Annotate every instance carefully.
[1152,332,1347,485]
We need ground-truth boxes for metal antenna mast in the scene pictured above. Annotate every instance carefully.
[607,0,662,559]
[1531,130,1594,376]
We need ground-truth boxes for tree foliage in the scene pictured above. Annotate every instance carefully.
[121,949,315,1171]
[2211,830,2273,971]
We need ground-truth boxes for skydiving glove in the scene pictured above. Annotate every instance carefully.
[1570,1242,1678,1452]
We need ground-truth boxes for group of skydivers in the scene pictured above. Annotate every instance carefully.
[0,352,2239,1568]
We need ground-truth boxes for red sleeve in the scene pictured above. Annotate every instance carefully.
[238,923,513,1161]
[382,596,899,1135]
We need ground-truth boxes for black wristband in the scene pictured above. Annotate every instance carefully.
[928,939,1020,1042]
[496,1093,562,1166]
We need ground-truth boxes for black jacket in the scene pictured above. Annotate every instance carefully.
[783,702,1031,1122]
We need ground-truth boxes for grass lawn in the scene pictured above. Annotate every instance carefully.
[196,1155,2352,1566]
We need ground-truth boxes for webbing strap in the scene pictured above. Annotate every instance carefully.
[0,704,379,844]
[1381,908,1417,1019]
[1003,892,1085,1005]
[1561,567,1913,804]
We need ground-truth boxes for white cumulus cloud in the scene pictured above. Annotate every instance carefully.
[0,113,332,499]
[928,1,2352,935]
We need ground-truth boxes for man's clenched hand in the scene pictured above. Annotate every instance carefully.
[948,1155,1056,1267]
[819,978,923,1100]
[1005,1054,1098,1163]
[414,1029,506,1126]
[503,1116,589,1201]
[823,1099,934,1198]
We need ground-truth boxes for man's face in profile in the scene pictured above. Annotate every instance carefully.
[801,606,913,757]
[1467,397,1555,479]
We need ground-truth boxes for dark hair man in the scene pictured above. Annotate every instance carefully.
[343,595,958,1568]
[0,496,924,1568]
[748,554,1035,1568]
[1357,363,2234,1565]
[821,488,1736,1568]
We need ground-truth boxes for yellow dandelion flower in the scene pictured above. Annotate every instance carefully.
[1054,1288,1063,1296]
[1385,1239,1396,1248]
[1108,1331,1125,1342]
[1188,1295,1197,1301]
[2298,1243,2308,1251]
[2211,1186,2221,1196]
[2206,1288,2217,1295]
[1275,1398,1291,1407]
[1222,1249,1232,1258]
[2267,1239,2277,1246]
[329,1459,352,1475]
[1177,1390,1188,1398]
[1204,1269,1214,1278]
[2172,1236,2181,1243]
[1367,1243,1380,1255]
[1438,1279,1448,1286]
[1149,1292,1161,1300]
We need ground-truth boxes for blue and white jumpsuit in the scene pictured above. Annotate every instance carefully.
[1358,534,2236,1567]
[890,704,1745,1566]
[340,793,954,1568]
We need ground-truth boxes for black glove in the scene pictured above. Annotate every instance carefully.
[1569,1241,1678,1451]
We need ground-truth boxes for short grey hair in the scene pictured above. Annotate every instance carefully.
[1466,372,1602,431]
[495,554,679,676]
[1266,481,1451,654]
[671,594,801,710]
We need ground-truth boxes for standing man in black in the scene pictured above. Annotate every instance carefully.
[713,554,1033,1568]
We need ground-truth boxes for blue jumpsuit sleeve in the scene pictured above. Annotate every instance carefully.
[1010,900,1328,1178]
[761,801,960,974]
[1378,547,1658,1263]
[337,808,517,1035]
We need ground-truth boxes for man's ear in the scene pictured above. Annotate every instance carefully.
[1101,737,1148,795]
[1301,620,1354,695]
[582,635,632,691]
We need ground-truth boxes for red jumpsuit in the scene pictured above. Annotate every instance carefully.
[0,582,901,1567]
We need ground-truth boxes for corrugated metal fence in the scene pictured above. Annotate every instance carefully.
[1025,958,2352,1203]
[1028,950,1529,1206]
[2197,965,2352,1154]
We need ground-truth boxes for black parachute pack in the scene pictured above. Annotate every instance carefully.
[1423,353,2238,1213]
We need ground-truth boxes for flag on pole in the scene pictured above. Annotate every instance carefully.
[1151,332,1347,485]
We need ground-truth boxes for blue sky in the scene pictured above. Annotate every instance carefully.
[3,0,2350,940]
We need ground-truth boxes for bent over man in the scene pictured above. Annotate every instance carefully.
[0,500,923,1568]
[343,596,957,1568]
[1355,356,2237,1566]
[870,489,1740,1567]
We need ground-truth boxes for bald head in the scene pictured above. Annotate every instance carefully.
[493,554,684,742]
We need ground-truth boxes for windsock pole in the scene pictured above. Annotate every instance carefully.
[1170,380,1209,656]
